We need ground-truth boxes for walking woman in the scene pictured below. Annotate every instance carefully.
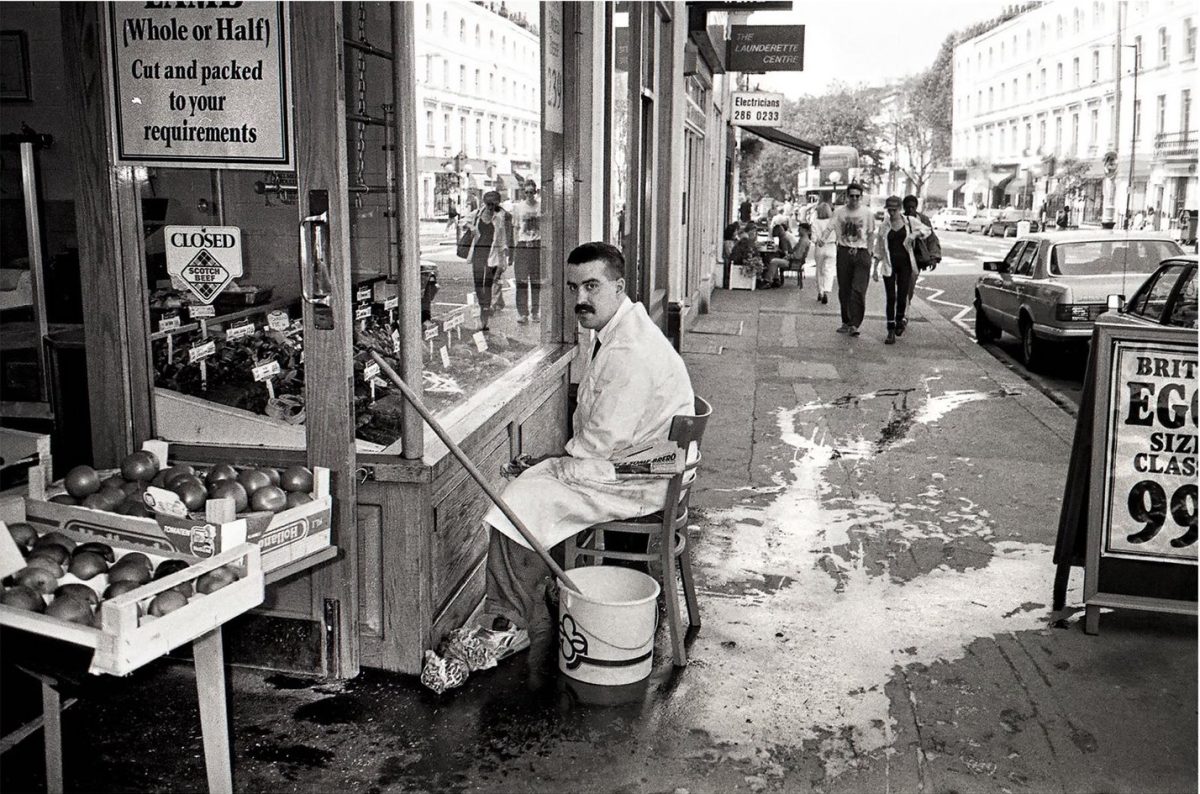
[464,190,512,331]
[872,195,931,345]
[809,202,835,304]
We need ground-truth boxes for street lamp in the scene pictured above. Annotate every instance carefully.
[1122,41,1140,230]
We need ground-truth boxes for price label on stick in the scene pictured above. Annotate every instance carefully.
[423,325,439,342]
[189,339,216,363]
[357,286,372,303]
[189,304,216,319]
[252,360,281,382]
[363,361,381,381]
[267,310,290,331]
[159,314,181,333]
[473,331,489,352]
[355,305,372,322]
[383,296,399,311]
[439,346,451,368]
[226,322,255,341]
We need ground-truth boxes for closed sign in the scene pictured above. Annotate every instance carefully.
[165,225,244,304]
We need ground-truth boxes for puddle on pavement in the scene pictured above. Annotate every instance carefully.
[692,393,1082,781]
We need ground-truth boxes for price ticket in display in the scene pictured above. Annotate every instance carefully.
[267,310,290,331]
[383,296,399,311]
[472,331,489,352]
[423,325,440,342]
[252,360,281,382]
[226,321,255,340]
[158,314,181,333]
[189,304,216,319]
[188,339,216,363]
[357,286,372,302]
[444,313,463,331]
[355,305,372,322]
[439,346,451,368]
[362,361,381,382]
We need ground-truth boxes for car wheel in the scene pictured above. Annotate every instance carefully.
[974,296,999,344]
[1020,317,1044,371]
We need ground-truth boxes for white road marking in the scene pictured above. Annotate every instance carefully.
[914,277,974,335]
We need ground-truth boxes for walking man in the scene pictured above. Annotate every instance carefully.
[511,179,543,324]
[818,183,875,336]
[902,195,941,305]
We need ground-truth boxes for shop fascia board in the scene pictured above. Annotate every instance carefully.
[685,1,792,73]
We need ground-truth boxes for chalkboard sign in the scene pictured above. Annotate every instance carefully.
[1077,321,1197,634]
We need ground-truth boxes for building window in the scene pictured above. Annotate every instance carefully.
[1073,57,1080,86]
[1056,62,1063,90]
[489,30,495,48]
[1156,95,1166,135]
[1026,30,1032,51]
[988,46,993,67]
[1055,116,1063,151]
[1025,122,1032,149]
[501,122,508,151]
[442,61,449,87]
[1134,36,1143,70]
[1000,83,1006,105]
[424,56,432,83]
[474,69,481,92]
[1159,27,1169,64]
[1133,99,1142,140]
[1071,113,1080,153]
[1056,15,1063,37]
[1040,67,1047,93]
[488,120,495,151]
[475,118,482,154]
[1026,72,1032,95]
[1183,89,1192,132]
[442,11,448,35]
[989,87,994,109]
[425,3,431,30]
[1040,22,1047,45]
[1039,118,1046,149]
[1186,19,1196,60]
[459,65,466,91]
[426,111,434,143]
[1074,8,1082,33]
[459,116,467,150]
[1093,1,1101,25]
[1013,78,1018,101]
[1090,108,1100,147]
[1092,50,1101,81]
[475,25,481,46]
[443,113,451,146]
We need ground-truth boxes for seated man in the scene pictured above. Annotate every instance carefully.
[422,242,695,691]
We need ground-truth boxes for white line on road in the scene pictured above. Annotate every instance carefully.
[915,278,974,335]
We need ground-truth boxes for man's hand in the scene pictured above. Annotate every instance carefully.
[501,453,557,479]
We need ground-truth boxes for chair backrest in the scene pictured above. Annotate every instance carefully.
[666,396,712,515]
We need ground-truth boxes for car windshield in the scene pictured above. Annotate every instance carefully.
[1049,240,1184,276]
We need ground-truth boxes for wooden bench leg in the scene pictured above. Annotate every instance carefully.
[41,682,63,794]
[193,628,234,794]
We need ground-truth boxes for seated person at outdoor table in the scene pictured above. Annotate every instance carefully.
[421,241,695,691]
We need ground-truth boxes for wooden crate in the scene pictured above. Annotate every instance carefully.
[0,543,264,676]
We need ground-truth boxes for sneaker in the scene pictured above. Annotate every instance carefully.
[517,315,529,325]
[850,326,861,337]
[885,330,896,344]
[836,324,851,334]
[531,314,541,323]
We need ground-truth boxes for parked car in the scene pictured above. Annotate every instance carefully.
[965,209,1000,234]
[973,231,1186,369]
[1108,255,1198,329]
[987,209,1041,237]
[931,207,969,231]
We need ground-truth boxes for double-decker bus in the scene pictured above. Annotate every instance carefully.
[798,145,860,206]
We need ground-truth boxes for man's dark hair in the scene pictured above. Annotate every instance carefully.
[846,182,864,196]
[568,241,625,281]
[902,195,919,208]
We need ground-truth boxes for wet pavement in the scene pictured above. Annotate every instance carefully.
[2,282,1195,793]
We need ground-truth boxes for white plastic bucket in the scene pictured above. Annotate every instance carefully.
[557,567,660,686]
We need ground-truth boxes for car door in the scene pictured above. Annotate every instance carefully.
[1007,241,1041,327]
[1166,266,1198,328]
[980,241,1030,332]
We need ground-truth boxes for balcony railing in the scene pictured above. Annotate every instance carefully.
[1155,130,1199,159]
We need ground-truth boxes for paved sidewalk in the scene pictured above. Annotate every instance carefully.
[1,280,1194,794]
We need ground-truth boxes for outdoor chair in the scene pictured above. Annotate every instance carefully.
[564,395,712,667]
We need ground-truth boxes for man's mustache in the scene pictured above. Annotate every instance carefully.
[574,304,594,314]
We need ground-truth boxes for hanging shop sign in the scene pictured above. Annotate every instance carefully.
[1055,320,1196,634]
[542,3,564,134]
[104,2,293,169]
[727,25,805,73]
[730,92,783,127]
[165,225,244,304]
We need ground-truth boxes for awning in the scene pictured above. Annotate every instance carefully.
[989,167,1018,188]
[949,178,967,191]
[1005,172,1030,193]
[741,126,821,163]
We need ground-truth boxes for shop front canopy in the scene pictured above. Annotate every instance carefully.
[741,126,821,164]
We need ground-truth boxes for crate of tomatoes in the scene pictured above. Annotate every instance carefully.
[20,441,332,574]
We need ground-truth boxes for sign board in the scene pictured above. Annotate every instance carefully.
[727,25,805,73]
[165,225,243,304]
[105,2,293,168]
[542,4,564,134]
[731,92,783,127]
[1077,322,1197,633]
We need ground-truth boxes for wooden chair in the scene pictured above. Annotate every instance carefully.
[564,396,712,667]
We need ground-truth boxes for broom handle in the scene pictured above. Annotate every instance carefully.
[368,351,582,594]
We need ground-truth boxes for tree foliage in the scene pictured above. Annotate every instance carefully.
[883,34,955,197]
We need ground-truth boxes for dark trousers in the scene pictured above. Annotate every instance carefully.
[836,246,872,327]
[883,258,914,330]
[485,530,555,643]
[471,256,499,326]
[513,245,541,318]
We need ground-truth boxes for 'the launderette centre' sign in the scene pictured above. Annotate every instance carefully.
[727,25,805,73]
[105,2,294,169]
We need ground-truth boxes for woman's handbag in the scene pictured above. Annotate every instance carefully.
[456,227,474,260]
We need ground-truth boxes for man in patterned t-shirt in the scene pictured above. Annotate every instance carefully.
[817,183,876,336]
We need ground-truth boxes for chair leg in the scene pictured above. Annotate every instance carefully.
[661,528,687,667]
[678,530,701,630]
[564,535,578,570]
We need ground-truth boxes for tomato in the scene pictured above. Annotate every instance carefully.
[209,480,249,512]
[250,485,288,513]
[64,465,101,499]
[237,468,273,496]
[120,450,160,482]
[280,465,314,494]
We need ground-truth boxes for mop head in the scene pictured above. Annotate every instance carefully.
[419,650,470,694]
